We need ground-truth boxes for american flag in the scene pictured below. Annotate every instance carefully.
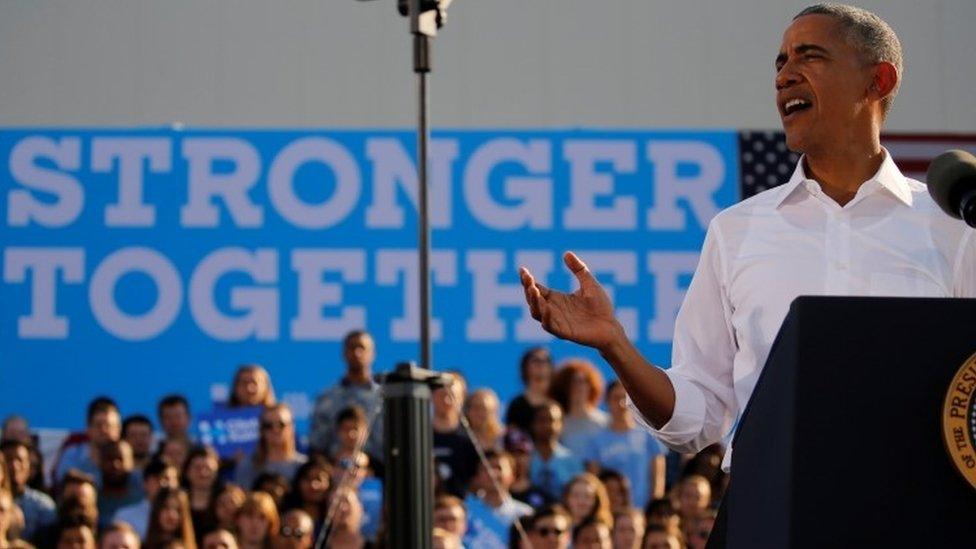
[738,131,976,200]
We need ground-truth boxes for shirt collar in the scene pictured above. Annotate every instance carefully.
[774,148,913,208]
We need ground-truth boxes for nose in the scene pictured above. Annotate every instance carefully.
[775,62,800,91]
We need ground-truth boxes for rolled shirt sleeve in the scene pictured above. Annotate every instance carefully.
[628,220,738,454]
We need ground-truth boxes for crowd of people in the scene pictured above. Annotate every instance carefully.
[0,330,725,549]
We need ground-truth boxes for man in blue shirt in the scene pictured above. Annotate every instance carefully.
[528,400,583,501]
[586,381,667,508]
[55,397,122,484]
[1,439,55,540]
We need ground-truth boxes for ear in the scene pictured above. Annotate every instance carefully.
[871,61,898,101]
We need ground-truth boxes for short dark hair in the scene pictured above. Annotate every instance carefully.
[519,347,552,383]
[434,494,465,514]
[143,456,175,480]
[122,414,153,437]
[524,503,571,531]
[157,394,189,416]
[0,439,30,455]
[336,405,367,427]
[86,397,119,424]
[795,4,903,116]
[343,329,372,346]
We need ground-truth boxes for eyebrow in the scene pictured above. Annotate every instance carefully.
[776,43,830,68]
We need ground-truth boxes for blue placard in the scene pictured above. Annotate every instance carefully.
[195,406,262,458]
[0,129,739,428]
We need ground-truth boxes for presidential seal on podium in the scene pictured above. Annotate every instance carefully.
[943,351,976,491]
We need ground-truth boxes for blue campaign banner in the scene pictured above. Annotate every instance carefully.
[195,406,262,458]
[0,129,739,430]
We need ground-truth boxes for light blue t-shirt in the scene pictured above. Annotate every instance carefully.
[586,427,666,508]
[529,443,584,500]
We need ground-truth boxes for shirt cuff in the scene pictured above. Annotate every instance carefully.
[626,369,707,451]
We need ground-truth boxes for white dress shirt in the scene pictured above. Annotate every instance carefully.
[633,150,976,470]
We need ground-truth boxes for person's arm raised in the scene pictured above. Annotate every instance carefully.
[519,251,676,428]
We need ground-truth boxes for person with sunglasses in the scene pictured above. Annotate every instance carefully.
[522,504,571,549]
[275,509,314,549]
[234,404,307,490]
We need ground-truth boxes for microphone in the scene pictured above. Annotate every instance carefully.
[926,149,976,228]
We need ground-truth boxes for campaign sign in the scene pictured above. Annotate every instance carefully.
[196,406,262,458]
[0,129,739,429]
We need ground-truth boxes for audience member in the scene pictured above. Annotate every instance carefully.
[561,473,612,529]
[672,476,710,527]
[644,498,679,533]
[431,374,478,499]
[235,404,306,490]
[431,526,462,549]
[678,445,726,504]
[309,330,383,458]
[549,360,608,458]
[432,495,466,542]
[330,407,381,479]
[505,347,555,436]
[0,416,31,445]
[572,516,612,549]
[235,492,278,549]
[96,441,145,528]
[597,470,632,515]
[145,487,196,549]
[0,489,33,549]
[157,396,193,443]
[1,440,55,539]
[503,432,550,509]
[211,485,245,533]
[523,504,571,549]
[684,509,715,549]
[55,398,122,483]
[283,457,331,534]
[156,439,190,473]
[464,389,504,451]
[322,487,364,549]
[612,508,645,549]
[228,365,277,408]
[113,457,179,539]
[55,519,96,549]
[466,449,532,527]
[121,416,155,472]
[200,529,237,549]
[251,473,289,510]
[276,509,313,549]
[99,522,141,549]
[528,401,583,501]
[641,523,682,549]
[32,470,98,547]
[586,381,667,508]
[182,446,220,542]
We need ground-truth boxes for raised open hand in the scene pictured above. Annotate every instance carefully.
[519,251,625,351]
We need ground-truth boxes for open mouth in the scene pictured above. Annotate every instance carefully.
[782,98,812,118]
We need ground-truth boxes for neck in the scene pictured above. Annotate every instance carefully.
[266,445,289,461]
[525,385,547,401]
[433,413,458,432]
[346,370,371,385]
[803,133,884,206]
[536,438,556,458]
[568,401,588,415]
[483,488,506,508]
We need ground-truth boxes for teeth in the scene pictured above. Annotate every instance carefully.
[785,99,809,113]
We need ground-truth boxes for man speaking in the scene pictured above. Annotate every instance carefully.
[519,3,976,474]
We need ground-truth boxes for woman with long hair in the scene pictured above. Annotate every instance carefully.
[561,472,613,530]
[549,358,608,457]
[283,456,332,532]
[234,403,307,489]
[235,491,279,549]
[181,445,220,542]
[212,483,246,531]
[504,347,555,435]
[228,364,276,408]
[463,388,504,450]
[323,486,367,549]
[145,487,197,549]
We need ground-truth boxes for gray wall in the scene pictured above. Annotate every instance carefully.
[1,0,974,131]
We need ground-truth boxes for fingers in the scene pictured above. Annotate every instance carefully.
[519,267,544,320]
[564,251,597,287]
